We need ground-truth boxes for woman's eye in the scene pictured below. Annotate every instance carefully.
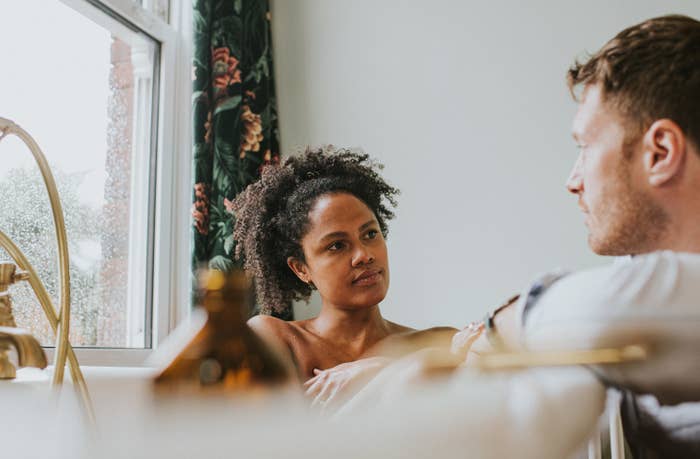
[327,241,345,251]
[365,229,378,239]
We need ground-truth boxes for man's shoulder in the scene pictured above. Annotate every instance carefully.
[521,250,700,349]
[543,250,700,308]
[590,250,700,275]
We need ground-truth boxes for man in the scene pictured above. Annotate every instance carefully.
[481,13,700,356]
[455,13,700,457]
[335,14,700,457]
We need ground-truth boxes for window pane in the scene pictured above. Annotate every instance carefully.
[0,1,159,348]
[140,0,170,23]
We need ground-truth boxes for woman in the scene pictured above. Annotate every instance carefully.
[232,147,456,405]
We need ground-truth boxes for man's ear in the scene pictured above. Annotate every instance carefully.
[643,119,687,187]
[287,257,310,284]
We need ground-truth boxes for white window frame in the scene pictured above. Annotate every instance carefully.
[42,0,193,367]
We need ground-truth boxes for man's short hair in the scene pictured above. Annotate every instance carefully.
[568,15,700,149]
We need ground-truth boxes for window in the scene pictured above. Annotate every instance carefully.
[140,0,170,22]
[0,0,191,363]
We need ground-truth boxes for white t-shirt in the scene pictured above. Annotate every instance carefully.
[515,250,700,402]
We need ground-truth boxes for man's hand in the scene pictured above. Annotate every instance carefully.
[304,357,391,414]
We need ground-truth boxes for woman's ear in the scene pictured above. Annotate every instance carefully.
[287,257,310,284]
[643,119,687,187]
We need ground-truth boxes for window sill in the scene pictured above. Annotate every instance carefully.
[44,347,155,367]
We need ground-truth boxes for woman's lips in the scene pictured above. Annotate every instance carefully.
[352,270,382,286]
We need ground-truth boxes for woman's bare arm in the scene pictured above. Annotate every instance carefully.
[247,315,299,378]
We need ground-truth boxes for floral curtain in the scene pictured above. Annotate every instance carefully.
[191,0,290,318]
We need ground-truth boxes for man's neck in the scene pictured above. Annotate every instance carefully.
[651,217,700,254]
[660,150,700,254]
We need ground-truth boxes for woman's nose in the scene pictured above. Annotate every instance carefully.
[351,245,374,266]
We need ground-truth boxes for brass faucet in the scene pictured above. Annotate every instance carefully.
[0,117,93,423]
[0,263,47,378]
[0,327,47,378]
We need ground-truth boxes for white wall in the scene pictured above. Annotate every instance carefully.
[270,0,700,328]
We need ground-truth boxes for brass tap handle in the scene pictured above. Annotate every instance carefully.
[0,263,29,292]
[0,263,28,328]
[13,270,30,283]
[0,293,17,328]
[0,263,18,292]
[0,262,47,377]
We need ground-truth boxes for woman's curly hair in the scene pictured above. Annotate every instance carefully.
[231,146,399,315]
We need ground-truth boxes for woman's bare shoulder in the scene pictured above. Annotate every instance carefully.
[386,321,458,336]
[247,314,290,336]
[364,323,459,358]
[408,326,460,347]
[411,326,459,336]
[385,321,415,334]
[247,315,309,340]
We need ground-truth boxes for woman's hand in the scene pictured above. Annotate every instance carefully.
[450,321,484,359]
[304,357,391,414]
[334,347,466,416]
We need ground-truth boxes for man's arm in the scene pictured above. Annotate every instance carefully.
[520,252,700,402]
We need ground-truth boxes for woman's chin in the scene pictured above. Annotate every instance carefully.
[354,289,388,309]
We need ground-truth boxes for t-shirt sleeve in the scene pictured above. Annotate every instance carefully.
[516,251,700,402]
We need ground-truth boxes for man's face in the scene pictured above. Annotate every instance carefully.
[567,85,667,255]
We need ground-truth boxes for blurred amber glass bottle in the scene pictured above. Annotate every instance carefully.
[154,269,291,393]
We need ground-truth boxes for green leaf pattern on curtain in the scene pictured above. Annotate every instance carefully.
[191,0,289,318]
